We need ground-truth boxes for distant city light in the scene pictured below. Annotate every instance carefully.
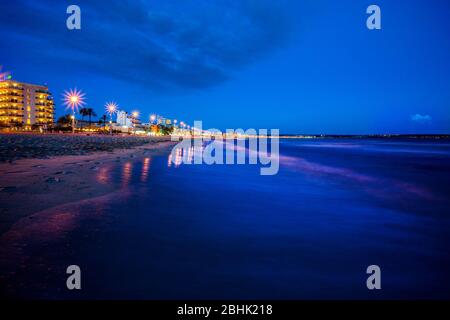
[132,111,139,118]
[150,114,156,121]
[0,66,11,81]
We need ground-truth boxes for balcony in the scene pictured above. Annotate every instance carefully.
[0,93,24,98]
[3,99,23,103]
[0,114,24,117]
[0,107,24,111]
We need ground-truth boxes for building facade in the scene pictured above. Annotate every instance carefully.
[0,80,55,128]
[116,110,134,128]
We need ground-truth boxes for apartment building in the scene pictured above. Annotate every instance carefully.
[0,80,55,128]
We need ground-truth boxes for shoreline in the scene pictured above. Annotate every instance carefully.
[0,137,176,235]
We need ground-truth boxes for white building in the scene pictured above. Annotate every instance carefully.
[116,110,133,127]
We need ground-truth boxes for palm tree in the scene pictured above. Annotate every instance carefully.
[98,114,107,132]
[79,108,89,129]
[85,108,97,128]
[79,108,97,129]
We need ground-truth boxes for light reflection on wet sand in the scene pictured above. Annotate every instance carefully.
[167,145,204,168]
[121,162,132,187]
[96,166,110,185]
[141,157,151,183]
[168,147,183,167]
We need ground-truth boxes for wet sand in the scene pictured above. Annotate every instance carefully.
[0,135,176,235]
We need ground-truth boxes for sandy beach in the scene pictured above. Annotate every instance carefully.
[0,133,176,235]
[0,133,177,162]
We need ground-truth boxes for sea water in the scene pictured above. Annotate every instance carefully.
[1,139,449,299]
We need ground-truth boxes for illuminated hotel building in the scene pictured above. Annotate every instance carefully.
[116,110,133,127]
[0,80,55,128]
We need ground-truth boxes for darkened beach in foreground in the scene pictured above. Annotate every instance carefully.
[1,135,449,299]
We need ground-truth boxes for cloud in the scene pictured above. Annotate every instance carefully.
[410,114,432,123]
[0,0,294,92]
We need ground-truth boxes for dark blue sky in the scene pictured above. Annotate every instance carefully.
[1,0,449,134]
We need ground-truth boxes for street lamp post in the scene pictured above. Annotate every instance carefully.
[71,113,75,134]
[105,102,118,135]
[63,88,86,134]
